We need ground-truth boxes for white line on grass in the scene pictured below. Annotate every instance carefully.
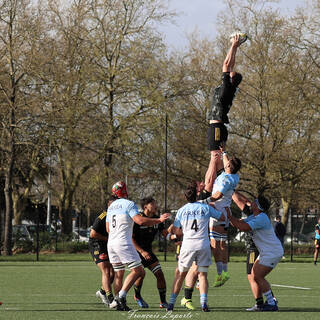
[271,284,311,290]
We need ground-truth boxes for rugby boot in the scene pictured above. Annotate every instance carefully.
[166,303,174,311]
[181,297,195,310]
[134,295,149,308]
[95,290,109,306]
[221,270,230,285]
[213,274,223,287]
[261,302,278,312]
[246,304,263,311]
[116,296,131,311]
[201,303,210,312]
[160,301,169,309]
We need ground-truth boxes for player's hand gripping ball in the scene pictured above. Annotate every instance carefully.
[230,32,248,45]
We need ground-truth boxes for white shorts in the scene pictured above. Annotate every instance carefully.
[107,243,140,265]
[178,246,212,271]
[257,254,282,268]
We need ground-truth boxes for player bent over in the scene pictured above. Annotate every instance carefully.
[167,182,224,312]
[227,194,283,311]
[132,197,172,309]
[89,195,117,307]
[106,181,170,311]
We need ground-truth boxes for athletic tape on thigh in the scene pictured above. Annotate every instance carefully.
[127,260,142,269]
[113,263,125,271]
[197,266,209,273]
[210,231,227,241]
[150,264,162,275]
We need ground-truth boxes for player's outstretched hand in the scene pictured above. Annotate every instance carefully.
[160,213,171,222]
[232,34,240,47]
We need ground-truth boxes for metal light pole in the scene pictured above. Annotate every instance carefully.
[164,113,168,262]
[46,143,52,226]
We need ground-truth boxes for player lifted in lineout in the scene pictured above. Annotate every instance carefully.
[206,33,246,184]
[106,181,170,311]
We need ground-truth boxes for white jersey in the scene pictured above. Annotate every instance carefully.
[245,213,284,258]
[173,202,221,251]
[106,198,139,246]
[211,172,239,211]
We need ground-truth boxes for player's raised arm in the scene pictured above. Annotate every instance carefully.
[132,213,170,226]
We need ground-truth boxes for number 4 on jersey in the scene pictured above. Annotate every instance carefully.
[191,219,198,232]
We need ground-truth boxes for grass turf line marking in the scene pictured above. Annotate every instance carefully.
[271,284,311,290]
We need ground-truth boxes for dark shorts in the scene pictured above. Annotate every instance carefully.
[208,123,228,150]
[89,239,109,264]
[246,249,259,274]
[138,250,159,268]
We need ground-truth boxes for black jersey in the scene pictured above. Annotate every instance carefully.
[132,213,165,252]
[91,211,108,238]
[207,72,237,124]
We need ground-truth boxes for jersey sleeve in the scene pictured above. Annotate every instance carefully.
[128,202,139,218]
[208,205,222,220]
[92,217,101,232]
[246,213,270,231]
[173,211,181,228]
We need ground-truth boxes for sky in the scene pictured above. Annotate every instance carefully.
[159,0,305,49]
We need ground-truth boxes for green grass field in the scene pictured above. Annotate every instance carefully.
[1,254,320,320]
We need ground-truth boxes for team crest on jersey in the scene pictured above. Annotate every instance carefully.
[99,253,107,260]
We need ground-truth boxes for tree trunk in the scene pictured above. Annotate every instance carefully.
[281,197,290,229]
[3,157,14,256]
[59,190,74,235]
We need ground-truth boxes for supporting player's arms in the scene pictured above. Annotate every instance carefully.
[226,210,251,232]
[232,191,251,211]
[210,191,223,202]
[133,213,170,226]
[90,229,108,241]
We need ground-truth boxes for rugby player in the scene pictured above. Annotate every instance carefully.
[206,34,245,183]
[89,195,117,307]
[314,217,320,265]
[167,181,224,312]
[201,148,241,286]
[227,194,283,311]
[132,197,171,308]
[106,181,170,311]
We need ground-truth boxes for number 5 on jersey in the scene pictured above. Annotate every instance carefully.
[112,215,116,228]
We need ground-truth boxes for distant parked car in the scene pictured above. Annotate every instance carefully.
[12,225,32,242]
[284,233,309,244]
[25,224,56,240]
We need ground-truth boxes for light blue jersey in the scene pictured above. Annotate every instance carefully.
[107,198,139,245]
[174,202,222,250]
[315,224,320,240]
[245,213,283,257]
[212,172,239,210]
